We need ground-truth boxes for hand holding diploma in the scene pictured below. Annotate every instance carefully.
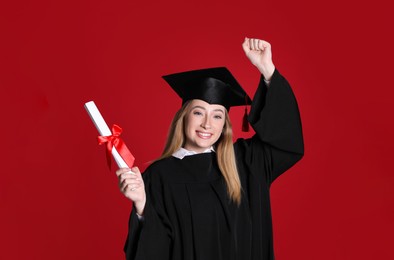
[116,167,146,216]
[85,101,146,215]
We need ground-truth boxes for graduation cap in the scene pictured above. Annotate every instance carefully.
[162,67,252,131]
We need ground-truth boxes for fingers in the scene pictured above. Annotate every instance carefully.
[119,169,141,185]
[243,37,271,51]
[251,38,264,51]
[117,166,143,190]
[116,166,141,177]
[130,166,141,175]
[120,178,143,192]
[119,172,143,192]
[115,166,146,204]
[116,167,131,177]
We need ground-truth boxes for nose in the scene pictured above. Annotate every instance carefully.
[200,115,211,129]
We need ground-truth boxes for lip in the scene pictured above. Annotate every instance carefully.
[196,131,213,139]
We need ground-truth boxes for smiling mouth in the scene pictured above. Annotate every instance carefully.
[196,131,213,139]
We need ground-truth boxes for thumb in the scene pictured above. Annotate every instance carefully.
[242,37,250,54]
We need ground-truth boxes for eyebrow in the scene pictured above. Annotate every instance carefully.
[191,105,225,114]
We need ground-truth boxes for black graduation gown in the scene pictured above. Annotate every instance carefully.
[124,69,304,260]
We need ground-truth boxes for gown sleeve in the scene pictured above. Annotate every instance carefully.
[235,69,304,185]
[124,168,173,260]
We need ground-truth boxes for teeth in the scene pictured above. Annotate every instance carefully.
[198,132,212,137]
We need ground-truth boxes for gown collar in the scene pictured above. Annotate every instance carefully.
[172,147,215,159]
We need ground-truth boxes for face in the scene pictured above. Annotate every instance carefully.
[183,99,226,153]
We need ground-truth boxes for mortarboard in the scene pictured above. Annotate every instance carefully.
[162,67,252,131]
[162,67,251,111]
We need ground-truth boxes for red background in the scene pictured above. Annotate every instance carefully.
[1,0,393,259]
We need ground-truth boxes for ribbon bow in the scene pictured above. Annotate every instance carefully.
[97,124,135,170]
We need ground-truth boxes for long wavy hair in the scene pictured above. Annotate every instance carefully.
[157,101,242,205]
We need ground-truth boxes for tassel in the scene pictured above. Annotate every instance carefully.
[242,107,249,132]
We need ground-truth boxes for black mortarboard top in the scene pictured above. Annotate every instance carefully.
[162,67,252,111]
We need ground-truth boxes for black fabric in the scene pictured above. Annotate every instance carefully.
[124,69,304,260]
[162,67,252,110]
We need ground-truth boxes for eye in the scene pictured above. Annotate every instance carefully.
[213,114,223,119]
[193,110,203,116]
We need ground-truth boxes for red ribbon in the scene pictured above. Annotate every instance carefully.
[97,124,135,170]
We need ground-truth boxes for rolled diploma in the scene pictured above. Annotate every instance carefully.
[84,101,129,169]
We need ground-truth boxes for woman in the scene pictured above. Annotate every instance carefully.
[116,37,304,260]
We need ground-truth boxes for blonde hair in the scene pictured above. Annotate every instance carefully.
[157,101,242,205]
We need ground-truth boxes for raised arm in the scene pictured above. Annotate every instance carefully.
[236,37,304,184]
